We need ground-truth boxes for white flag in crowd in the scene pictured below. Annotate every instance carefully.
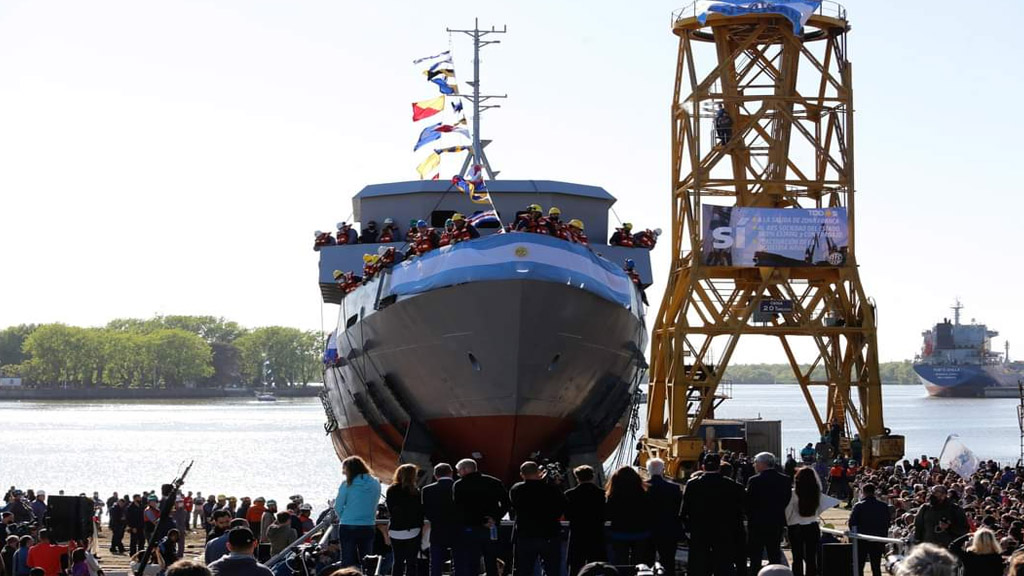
[939,434,979,479]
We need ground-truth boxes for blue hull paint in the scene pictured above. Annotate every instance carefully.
[913,363,1022,397]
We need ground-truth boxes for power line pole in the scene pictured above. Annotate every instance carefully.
[447,18,506,180]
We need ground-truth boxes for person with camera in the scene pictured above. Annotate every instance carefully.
[508,461,566,576]
[913,485,967,549]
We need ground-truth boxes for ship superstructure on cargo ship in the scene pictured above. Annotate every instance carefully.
[312,24,653,484]
[914,300,1024,398]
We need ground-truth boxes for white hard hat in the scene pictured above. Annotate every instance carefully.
[384,217,394,225]
[653,228,662,236]
[314,230,323,237]
[336,222,346,229]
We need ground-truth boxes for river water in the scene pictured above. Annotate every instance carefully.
[0,385,1018,512]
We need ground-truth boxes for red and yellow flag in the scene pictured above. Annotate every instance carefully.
[411,96,445,122]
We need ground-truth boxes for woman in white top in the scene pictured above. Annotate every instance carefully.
[785,467,840,576]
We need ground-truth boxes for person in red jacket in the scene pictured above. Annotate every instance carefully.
[26,530,68,576]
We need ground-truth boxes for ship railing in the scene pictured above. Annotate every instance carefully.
[672,1,847,24]
[819,526,909,574]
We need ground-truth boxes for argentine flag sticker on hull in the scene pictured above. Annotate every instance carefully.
[388,233,634,308]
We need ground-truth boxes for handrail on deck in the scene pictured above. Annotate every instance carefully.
[821,526,909,574]
[671,1,847,26]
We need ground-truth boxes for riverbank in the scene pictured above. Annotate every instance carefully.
[0,386,323,400]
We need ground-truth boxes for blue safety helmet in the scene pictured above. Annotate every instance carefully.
[625,259,635,270]
[416,219,428,228]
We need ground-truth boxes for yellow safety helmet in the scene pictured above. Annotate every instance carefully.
[623,222,633,230]
[452,213,465,222]
[548,207,561,216]
[568,219,584,230]
[362,254,374,263]
[332,270,344,280]
[527,203,542,213]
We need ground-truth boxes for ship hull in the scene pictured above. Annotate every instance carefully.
[914,363,1023,398]
[322,278,645,483]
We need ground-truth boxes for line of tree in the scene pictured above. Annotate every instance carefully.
[0,315,324,389]
[722,360,920,385]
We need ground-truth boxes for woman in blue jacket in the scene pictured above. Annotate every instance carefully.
[334,456,382,567]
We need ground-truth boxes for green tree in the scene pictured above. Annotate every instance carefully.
[143,329,214,388]
[235,327,322,387]
[0,324,37,368]
[22,324,85,387]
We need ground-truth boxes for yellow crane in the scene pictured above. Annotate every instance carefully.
[640,3,905,477]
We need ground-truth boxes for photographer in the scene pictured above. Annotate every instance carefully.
[913,486,967,548]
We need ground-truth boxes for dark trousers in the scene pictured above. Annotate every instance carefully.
[512,535,560,576]
[429,541,453,576]
[747,525,783,572]
[856,542,883,576]
[652,537,678,574]
[339,525,376,568]
[392,536,421,576]
[687,534,744,576]
[788,523,820,576]
[609,538,652,567]
[110,524,126,553]
[455,527,499,576]
[567,530,604,576]
[129,528,144,555]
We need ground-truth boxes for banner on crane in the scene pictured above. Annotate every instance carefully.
[700,205,849,267]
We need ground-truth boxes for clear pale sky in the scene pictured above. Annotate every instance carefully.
[1,1,1021,364]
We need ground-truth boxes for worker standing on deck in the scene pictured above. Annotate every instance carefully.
[411,220,440,257]
[567,220,589,246]
[313,231,336,251]
[379,218,399,243]
[515,204,552,235]
[610,223,634,247]
[624,260,648,305]
[547,207,564,237]
[439,219,456,247]
[336,222,357,245]
[451,213,480,244]
[715,103,733,146]
[359,221,379,244]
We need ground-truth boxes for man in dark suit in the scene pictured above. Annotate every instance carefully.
[564,466,606,576]
[422,463,458,576]
[848,484,891,576]
[645,458,683,574]
[453,458,509,576]
[744,452,792,573]
[683,453,746,576]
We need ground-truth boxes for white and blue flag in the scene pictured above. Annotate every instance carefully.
[695,1,821,34]
[938,434,979,479]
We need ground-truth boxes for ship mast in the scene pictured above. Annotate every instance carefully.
[447,19,506,180]
[952,298,963,326]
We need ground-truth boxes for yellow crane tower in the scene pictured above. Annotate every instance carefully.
[641,3,905,477]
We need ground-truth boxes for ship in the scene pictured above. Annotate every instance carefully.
[314,181,651,483]
[913,300,1024,398]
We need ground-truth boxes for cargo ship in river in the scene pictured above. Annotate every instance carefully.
[914,300,1024,398]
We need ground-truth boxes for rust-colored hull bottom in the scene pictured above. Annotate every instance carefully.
[331,416,626,482]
